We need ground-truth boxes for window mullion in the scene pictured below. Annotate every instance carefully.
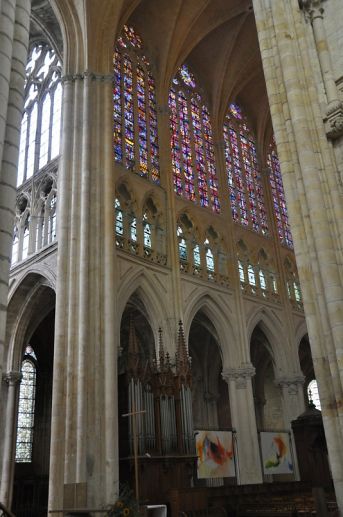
[188,94,199,204]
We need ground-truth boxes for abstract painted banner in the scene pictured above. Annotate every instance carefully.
[195,430,235,479]
[260,432,294,475]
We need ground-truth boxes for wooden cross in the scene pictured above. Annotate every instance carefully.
[122,408,146,504]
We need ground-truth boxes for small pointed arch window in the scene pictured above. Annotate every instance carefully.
[143,212,152,249]
[193,244,201,268]
[15,346,37,463]
[169,64,220,213]
[248,264,256,286]
[115,198,124,235]
[307,379,321,410]
[267,136,293,248]
[22,216,30,260]
[177,226,187,261]
[294,281,302,303]
[259,270,266,290]
[17,43,62,186]
[12,226,19,265]
[130,215,137,242]
[204,239,214,272]
[223,103,268,235]
[48,193,57,244]
[113,25,160,182]
[271,274,278,293]
[238,260,245,282]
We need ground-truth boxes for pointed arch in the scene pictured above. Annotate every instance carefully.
[118,268,171,351]
[5,273,56,372]
[246,306,289,372]
[183,291,238,367]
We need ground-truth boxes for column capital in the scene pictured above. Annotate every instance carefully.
[275,374,305,394]
[61,72,113,84]
[325,102,343,140]
[2,371,22,386]
[299,0,324,21]
[222,363,255,389]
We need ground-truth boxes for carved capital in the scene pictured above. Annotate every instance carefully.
[222,363,255,389]
[275,375,305,395]
[325,102,343,140]
[299,0,324,21]
[61,72,113,84]
[2,371,22,386]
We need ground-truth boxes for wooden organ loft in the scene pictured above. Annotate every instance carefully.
[118,319,195,502]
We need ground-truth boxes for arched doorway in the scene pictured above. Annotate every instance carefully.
[118,294,156,496]
[250,325,283,431]
[189,311,233,486]
[8,279,56,517]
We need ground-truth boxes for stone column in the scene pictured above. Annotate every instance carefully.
[0,371,21,507]
[48,71,118,514]
[222,364,263,484]
[156,102,184,335]
[253,1,343,511]
[300,0,343,139]
[0,0,31,404]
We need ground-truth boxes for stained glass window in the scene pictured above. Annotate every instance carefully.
[17,44,62,186]
[48,194,57,244]
[259,270,266,290]
[130,216,137,242]
[15,348,37,463]
[169,65,220,212]
[238,261,245,282]
[223,103,268,234]
[113,26,160,183]
[267,137,293,248]
[115,198,123,235]
[294,281,302,302]
[177,227,187,261]
[205,246,214,272]
[248,265,256,286]
[307,379,321,410]
[271,275,278,293]
[143,213,152,249]
[193,244,201,268]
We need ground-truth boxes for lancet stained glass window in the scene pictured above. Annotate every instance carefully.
[113,25,160,183]
[223,103,268,234]
[17,44,62,186]
[267,137,293,248]
[169,64,220,213]
[15,347,37,462]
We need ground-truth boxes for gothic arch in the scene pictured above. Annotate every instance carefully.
[295,319,309,350]
[48,0,84,71]
[246,306,288,373]
[5,273,56,371]
[183,291,238,366]
[118,268,171,350]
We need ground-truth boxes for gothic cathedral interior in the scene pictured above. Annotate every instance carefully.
[0,1,343,516]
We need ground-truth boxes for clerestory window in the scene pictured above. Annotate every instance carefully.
[17,43,62,186]
[113,25,160,182]
[223,103,268,235]
[169,65,220,213]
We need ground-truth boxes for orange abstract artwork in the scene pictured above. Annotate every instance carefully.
[195,430,235,479]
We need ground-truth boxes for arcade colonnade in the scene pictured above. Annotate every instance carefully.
[0,0,342,515]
